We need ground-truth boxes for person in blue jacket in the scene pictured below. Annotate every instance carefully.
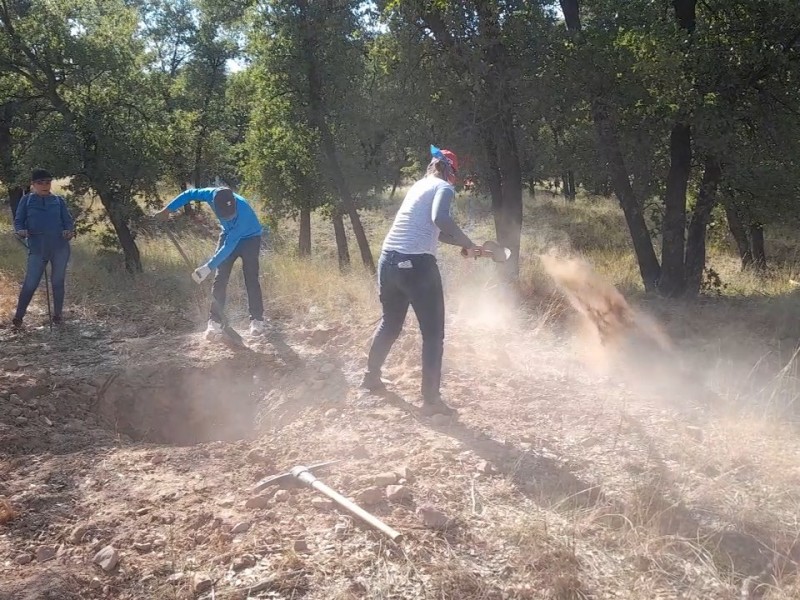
[12,168,75,329]
[155,187,267,337]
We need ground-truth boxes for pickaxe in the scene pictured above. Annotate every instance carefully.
[252,460,403,542]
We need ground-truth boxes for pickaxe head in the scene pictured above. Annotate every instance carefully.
[252,460,340,494]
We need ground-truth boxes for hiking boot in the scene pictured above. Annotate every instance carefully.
[249,319,266,335]
[205,319,223,340]
[420,397,457,417]
[360,372,387,393]
[52,315,64,325]
[11,317,23,330]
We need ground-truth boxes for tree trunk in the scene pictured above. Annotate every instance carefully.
[723,201,753,268]
[591,99,661,291]
[331,212,350,270]
[659,123,692,297]
[97,189,142,273]
[297,0,374,273]
[685,158,721,294]
[561,0,661,291]
[749,223,766,271]
[179,181,194,216]
[8,186,24,220]
[567,170,576,201]
[389,168,402,201]
[299,205,311,257]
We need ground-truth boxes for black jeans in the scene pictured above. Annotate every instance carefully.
[366,251,445,402]
[210,235,264,323]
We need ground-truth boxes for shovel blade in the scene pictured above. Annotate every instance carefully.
[481,241,512,263]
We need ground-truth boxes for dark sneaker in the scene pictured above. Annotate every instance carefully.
[360,372,386,393]
[52,315,64,325]
[420,398,457,417]
[11,318,23,330]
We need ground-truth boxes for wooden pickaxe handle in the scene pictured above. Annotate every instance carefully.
[295,469,403,542]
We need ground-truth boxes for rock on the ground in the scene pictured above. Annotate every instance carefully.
[193,573,213,594]
[93,545,119,572]
[293,539,309,552]
[395,466,415,483]
[230,521,251,535]
[245,494,272,509]
[15,553,32,565]
[355,487,384,506]
[233,554,257,571]
[311,498,334,511]
[246,449,265,464]
[386,485,413,502]
[373,472,399,486]
[416,505,451,530]
[69,523,92,544]
[273,490,291,503]
[476,459,497,474]
[324,408,338,419]
[35,545,57,563]
[133,542,152,553]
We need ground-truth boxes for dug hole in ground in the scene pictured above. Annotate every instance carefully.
[1,206,800,600]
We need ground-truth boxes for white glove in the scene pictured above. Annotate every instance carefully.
[192,264,212,284]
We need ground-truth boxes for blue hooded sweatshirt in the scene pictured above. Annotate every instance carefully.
[14,193,75,257]
[166,187,265,269]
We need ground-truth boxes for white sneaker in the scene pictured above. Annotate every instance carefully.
[249,319,266,335]
[205,319,223,339]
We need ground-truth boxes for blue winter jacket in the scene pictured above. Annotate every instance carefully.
[14,193,74,257]
[166,188,265,269]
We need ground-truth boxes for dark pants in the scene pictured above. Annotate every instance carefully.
[15,242,71,321]
[366,251,445,402]
[210,235,264,323]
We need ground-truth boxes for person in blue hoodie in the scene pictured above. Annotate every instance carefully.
[155,187,267,337]
[12,168,75,328]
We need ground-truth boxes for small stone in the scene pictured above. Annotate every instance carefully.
[293,539,309,552]
[324,408,338,419]
[14,553,32,565]
[246,449,265,464]
[193,573,213,594]
[355,487,384,506]
[230,521,251,535]
[89,578,103,590]
[9,407,22,418]
[150,454,166,465]
[10,394,23,404]
[69,523,92,544]
[232,554,257,571]
[395,466,415,483]
[93,545,119,571]
[15,416,28,425]
[273,490,291,503]
[416,505,450,530]
[136,507,150,516]
[386,485,412,502]
[133,542,152,553]
[43,416,53,427]
[476,460,497,474]
[311,498,334,511]
[36,545,57,563]
[245,494,272,509]
[373,472,399,486]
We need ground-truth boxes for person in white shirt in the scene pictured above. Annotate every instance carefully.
[361,145,479,416]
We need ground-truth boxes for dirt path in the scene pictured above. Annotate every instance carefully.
[1,308,799,599]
